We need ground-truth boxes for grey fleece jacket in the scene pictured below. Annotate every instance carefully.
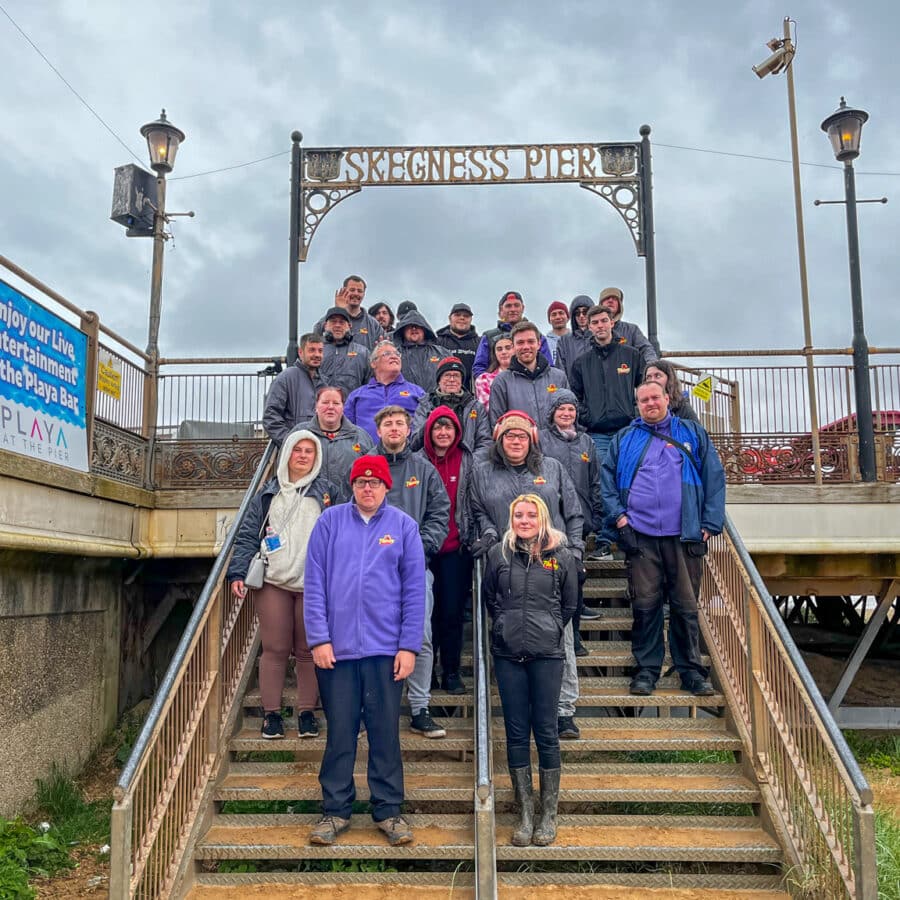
[488,354,569,427]
[319,333,370,394]
[263,362,321,445]
[392,310,451,392]
[365,441,450,561]
[607,296,656,365]
[293,416,374,488]
[468,450,584,554]
[409,390,492,457]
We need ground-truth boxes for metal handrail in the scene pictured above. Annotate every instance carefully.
[472,559,497,899]
[701,515,877,898]
[115,439,275,794]
[724,514,872,803]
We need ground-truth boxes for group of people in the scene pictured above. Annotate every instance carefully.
[228,274,725,848]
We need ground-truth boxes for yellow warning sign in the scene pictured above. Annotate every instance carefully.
[691,375,715,403]
[98,359,122,400]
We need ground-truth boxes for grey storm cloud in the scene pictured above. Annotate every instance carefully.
[1,0,898,364]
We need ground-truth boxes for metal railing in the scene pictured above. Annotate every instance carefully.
[109,442,276,899]
[700,515,877,899]
[472,560,497,899]
[94,342,148,434]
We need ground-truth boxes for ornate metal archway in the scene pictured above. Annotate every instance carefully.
[286,130,657,362]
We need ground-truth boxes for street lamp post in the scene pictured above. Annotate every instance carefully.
[139,110,186,359]
[820,98,877,482]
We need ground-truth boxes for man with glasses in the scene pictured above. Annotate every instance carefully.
[345,341,425,441]
[305,454,425,847]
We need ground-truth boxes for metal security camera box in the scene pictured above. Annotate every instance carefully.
[111,163,157,233]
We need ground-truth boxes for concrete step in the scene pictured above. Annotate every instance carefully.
[498,717,742,753]
[195,813,474,860]
[217,761,474,802]
[233,717,472,752]
[188,872,790,898]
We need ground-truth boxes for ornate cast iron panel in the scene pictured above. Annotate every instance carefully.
[152,438,268,490]
[92,420,148,487]
[710,432,853,484]
[298,142,646,260]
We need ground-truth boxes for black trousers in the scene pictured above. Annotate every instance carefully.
[430,549,473,677]
[315,656,403,821]
[493,655,564,770]
[627,532,707,680]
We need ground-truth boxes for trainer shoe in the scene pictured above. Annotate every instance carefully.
[309,814,350,845]
[376,815,414,846]
[579,605,602,620]
[409,708,446,738]
[298,710,319,738]
[587,541,613,561]
[442,672,467,695]
[261,711,284,740]
[557,715,580,739]
[682,675,715,696]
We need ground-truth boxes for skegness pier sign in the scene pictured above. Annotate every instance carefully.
[296,141,648,260]
[303,142,638,186]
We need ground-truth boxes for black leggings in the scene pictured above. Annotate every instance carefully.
[493,655,564,770]
[430,549,473,676]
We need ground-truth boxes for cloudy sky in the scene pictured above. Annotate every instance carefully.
[2,0,898,365]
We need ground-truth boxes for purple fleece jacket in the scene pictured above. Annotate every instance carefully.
[303,500,426,659]
[625,414,684,536]
[345,375,425,441]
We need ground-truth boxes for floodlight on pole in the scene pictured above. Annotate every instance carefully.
[753,17,822,484]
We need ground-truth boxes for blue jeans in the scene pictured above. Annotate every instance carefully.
[589,431,616,544]
[316,656,404,821]
[493,655,564,770]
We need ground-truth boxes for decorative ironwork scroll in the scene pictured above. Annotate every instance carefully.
[152,438,268,490]
[298,142,646,260]
[92,421,148,487]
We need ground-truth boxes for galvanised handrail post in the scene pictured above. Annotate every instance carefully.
[472,559,497,899]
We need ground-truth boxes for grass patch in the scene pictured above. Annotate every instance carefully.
[876,807,900,900]
[34,764,109,846]
[845,731,900,775]
[0,818,73,897]
[622,749,737,764]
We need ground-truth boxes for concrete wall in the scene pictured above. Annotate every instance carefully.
[0,550,122,816]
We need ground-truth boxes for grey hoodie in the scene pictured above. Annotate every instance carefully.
[392,309,451,392]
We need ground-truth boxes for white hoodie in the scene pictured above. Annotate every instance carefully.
[264,429,324,591]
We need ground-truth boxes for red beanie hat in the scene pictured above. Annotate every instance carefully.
[350,455,392,489]
[547,300,568,320]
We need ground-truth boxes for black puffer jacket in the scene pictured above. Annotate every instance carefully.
[481,542,579,660]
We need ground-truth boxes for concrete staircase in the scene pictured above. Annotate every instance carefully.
[184,558,790,898]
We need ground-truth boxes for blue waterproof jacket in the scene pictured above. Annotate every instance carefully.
[600,415,725,542]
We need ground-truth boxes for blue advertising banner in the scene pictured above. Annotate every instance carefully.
[0,278,89,471]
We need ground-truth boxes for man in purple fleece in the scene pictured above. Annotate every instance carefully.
[303,454,426,848]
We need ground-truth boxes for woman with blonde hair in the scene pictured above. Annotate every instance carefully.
[481,494,578,847]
